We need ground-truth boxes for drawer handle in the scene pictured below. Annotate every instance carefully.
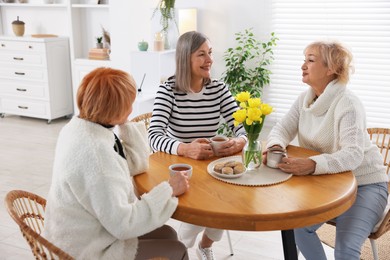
[16,88,27,92]
[1,44,5,47]
[18,106,29,110]
[28,45,33,49]
[13,57,24,61]
[15,72,25,76]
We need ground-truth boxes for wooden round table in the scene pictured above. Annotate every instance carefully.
[133,145,357,259]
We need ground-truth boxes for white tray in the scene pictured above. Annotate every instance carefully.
[207,156,292,186]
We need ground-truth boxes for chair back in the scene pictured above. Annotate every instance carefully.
[367,128,390,175]
[4,190,74,260]
[130,112,152,130]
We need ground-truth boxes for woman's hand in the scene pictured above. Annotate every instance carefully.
[168,172,190,197]
[215,137,246,157]
[277,157,316,176]
[177,138,214,160]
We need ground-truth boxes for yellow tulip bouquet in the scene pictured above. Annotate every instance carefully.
[232,92,273,169]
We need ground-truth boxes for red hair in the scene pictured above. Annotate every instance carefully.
[77,67,136,125]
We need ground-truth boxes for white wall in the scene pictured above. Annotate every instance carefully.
[110,0,272,80]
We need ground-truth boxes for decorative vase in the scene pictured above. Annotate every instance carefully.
[154,32,164,51]
[242,134,262,171]
[163,31,170,50]
[12,16,25,37]
[138,40,148,51]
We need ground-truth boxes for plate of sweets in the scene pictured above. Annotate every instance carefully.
[209,157,246,179]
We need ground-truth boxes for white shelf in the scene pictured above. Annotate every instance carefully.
[0,3,67,8]
[74,58,111,66]
[71,4,108,8]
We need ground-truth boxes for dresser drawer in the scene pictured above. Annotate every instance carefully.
[1,98,48,117]
[0,80,48,99]
[0,41,45,52]
[0,67,47,82]
[0,52,46,67]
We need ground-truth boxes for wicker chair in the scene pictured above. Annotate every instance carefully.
[129,112,235,256]
[130,112,152,130]
[4,190,74,260]
[368,128,390,175]
[326,128,390,260]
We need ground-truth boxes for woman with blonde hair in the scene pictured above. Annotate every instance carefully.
[265,41,388,260]
[44,67,190,260]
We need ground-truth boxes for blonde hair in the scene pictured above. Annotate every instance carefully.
[77,67,136,125]
[175,31,210,92]
[305,41,354,84]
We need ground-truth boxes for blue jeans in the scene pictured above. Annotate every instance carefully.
[295,182,388,260]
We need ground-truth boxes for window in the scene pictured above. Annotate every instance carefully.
[266,0,390,128]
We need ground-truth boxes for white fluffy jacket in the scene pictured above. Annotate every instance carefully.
[43,117,178,259]
[267,80,388,186]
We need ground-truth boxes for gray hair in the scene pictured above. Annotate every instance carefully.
[175,31,210,92]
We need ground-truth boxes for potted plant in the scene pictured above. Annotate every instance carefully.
[152,0,179,49]
[218,28,278,137]
[221,28,278,98]
[152,0,178,34]
[96,36,103,49]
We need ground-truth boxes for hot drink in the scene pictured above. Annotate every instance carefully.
[169,163,193,179]
[172,166,190,171]
[211,137,227,142]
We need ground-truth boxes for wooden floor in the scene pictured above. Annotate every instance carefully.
[0,115,335,260]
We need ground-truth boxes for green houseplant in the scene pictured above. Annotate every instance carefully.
[221,28,278,98]
[218,28,278,137]
[96,36,103,48]
[152,0,178,34]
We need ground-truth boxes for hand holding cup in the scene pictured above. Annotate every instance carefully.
[210,135,229,156]
[168,163,191,196]
[266,147,288,168]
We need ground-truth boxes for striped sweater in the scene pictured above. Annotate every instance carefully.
[148,76,246,155]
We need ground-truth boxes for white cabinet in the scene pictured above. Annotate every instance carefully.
[0,36,73,122]
[130,50,175,95]
[129,50,175,117]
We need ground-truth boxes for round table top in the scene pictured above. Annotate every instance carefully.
[133,145,357,231]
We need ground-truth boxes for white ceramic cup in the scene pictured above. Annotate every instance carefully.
[266,147,287,168]
[169,163,193,179]
[210,135,229,156]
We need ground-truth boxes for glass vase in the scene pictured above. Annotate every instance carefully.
[163,31,170,50]
[242,135,262,171]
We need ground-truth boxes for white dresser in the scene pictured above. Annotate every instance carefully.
[0,36,73,123]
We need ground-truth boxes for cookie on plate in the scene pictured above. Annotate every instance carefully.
[221,166,234,175]
[224,161,240,168]
[233,163,245,174]
[213,163,225,173]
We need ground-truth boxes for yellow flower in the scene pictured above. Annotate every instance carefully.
[247,107,262,122]
[261,103,273,115]
[239,102,247,109]
[232,109,247,124]
[232,91,274,168]
[247,98,261,108]
[235,91,250,103]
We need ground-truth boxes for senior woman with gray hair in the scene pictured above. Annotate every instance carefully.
[149,31,247,260]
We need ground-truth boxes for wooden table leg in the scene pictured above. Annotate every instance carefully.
[281,230,298,260]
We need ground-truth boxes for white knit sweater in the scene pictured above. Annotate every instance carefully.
[43,117,178,259]
[267,80,388,186]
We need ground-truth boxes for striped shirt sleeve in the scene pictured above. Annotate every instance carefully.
[148,77,246,155]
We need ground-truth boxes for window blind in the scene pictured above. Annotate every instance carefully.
[265,0,390,128]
